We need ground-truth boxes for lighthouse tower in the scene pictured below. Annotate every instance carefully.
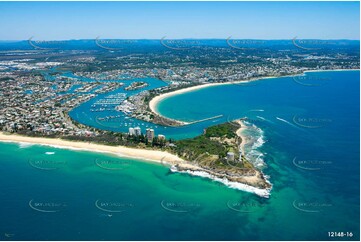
[238,147,244,163]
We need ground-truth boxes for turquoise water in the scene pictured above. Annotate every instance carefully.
[0,70,359,240]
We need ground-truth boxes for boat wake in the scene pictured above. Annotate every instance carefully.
[276,117,301,129]
[256,116,266,120]
[256,116,274,124]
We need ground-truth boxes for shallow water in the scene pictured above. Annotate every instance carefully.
[0,70,359,240]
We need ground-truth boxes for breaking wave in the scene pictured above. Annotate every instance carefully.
[242,120,266,168]
[171,167,271,198]
[18,142,33,149]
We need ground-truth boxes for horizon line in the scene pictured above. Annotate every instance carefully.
[1,38,360,41]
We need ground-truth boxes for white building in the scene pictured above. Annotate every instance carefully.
[227,152,235,162]
[128,127,135,136]
[146,128,155,141]
[158,134,166,140]
[238,148,243,163]
[134,127,142,136]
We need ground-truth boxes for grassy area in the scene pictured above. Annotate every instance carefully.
[174,135,227,160]
[174,121,241,161]
[204,122,239,139]
[172,121,260,172]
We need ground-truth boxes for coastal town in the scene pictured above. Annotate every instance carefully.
[1,1,359,240]
[0,39,359,194]
[1,39,358,133]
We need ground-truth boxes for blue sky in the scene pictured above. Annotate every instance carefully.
[0,1,359,40]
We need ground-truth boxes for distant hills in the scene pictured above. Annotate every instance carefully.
[0,39,359,51]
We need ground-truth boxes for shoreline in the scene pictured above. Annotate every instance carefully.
[171,166,271,198]
[0,131,272,197]
[149,69,359,121]
[2,69,356,198]
[171,118,272,198]
[0,132,183,165]
[149,79,258,115]
[304,69,359,73]
[236,119,248,152]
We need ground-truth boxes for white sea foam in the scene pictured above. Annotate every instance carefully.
[18,142,33,148]
[45,152,55,155]
[242,120,266,168]
[253,135,265,149]
[22,143,166,165]
[171,167,271,198]
[1,140,163,164]
[247,150,265,168]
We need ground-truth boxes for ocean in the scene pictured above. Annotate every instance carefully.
[0,70,359,240]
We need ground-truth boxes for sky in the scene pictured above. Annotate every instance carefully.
[0,1,359,40]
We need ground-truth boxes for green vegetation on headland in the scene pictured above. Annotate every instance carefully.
[173,121,253,169]
[175,123,238,159]
[170,120,271,189]
[204,122,238,139]
[2,118,271,189]
[5,115,242,165]
[4,117,246,167]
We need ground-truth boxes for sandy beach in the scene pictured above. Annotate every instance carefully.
[149,76,278,119]
[149,83,228,114]
[235,119,248,152]
[0,132,183,164]
[304,68,359,73]
[149,69,359,121]
[0,131,271,196]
